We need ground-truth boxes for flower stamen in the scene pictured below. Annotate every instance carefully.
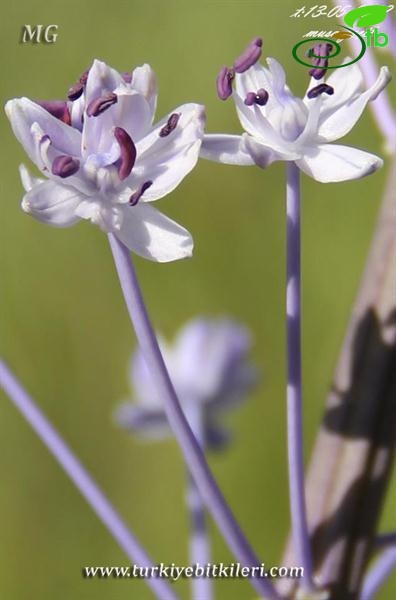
[307,83,334,99]
[51,155,80,178]
[87,93,118,117]
[234,37,263,73]
[244,88,269,106]
[216,66,235,101]
[37,101,72,125]
[308,43,333,80]
[68,69,89,101]
[159,113,181,137]
[129,180,153,205]
[114,127,137,180]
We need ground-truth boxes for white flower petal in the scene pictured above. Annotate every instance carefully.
[19,164,44,192]
[5,98,81,165]
[130,64,157,118]
[116,203,193,262]
[317,66,392,142]
[75,200,122,231]
[200,134,254,165]
[242,134,277,168]
[114,89,153,142]
[84,59,123,106]
[296,144,383,182]
[130,103,205,202]
[21,180,83,227]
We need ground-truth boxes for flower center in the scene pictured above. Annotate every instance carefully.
[269,97,308,142]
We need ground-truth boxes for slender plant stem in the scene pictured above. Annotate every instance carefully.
[361,548,396,600]
[185,403,212,600]
[286,162,314,590]
[108,233,280,600]
[0,360,177,600]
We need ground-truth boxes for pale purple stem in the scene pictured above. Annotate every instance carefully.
[361,547,396,599]
[185,404,212,600]
[286,163,314,590]
[108,233,280,600]
[0,360,177,600]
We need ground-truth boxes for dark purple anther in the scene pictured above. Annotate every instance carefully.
[129,181,153,206]
[37,101,71,125]
[307,83,334,99]
[114,127,136,180]
[68,69,89,101]
[51,155,80,178]
[159,113,180,137]
[87,93,118,117]
[244,88,269,106]
[308,43,333,80]
[216,66,235,101]
[233,37,263,73]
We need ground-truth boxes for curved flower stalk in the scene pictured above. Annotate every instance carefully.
[115,317,258,447]
[5,59,205,262]
[0,361,177,600]
[202,47,391,182]
[116,317,258,600]
[201,38,391,593]
[108,235,280,599]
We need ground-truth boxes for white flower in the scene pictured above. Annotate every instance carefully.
[115,317,258,449]
[5,60,206,262]
[201,55,391,182]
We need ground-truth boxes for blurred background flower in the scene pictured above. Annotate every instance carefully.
[115,317,258,450]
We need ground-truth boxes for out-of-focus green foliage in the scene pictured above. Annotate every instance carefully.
[0,1,395,598]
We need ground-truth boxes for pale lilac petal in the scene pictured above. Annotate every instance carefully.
[317,66,392,142]
[242,134,277,168]
[115,403,169,440]
[5,98,81,164]
[19,164,44,192]
[296,144,383,182]
[173,318,253,404]
[116,203,193,262]
[84,59,123,106]
[75,200,123,231]
[130,64,157,118]
[129,103,205,202]
[21,180,83,226]
[200,134,254,165]
[114,89,153,142]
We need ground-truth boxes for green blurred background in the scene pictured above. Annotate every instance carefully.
[0,1,395,598]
